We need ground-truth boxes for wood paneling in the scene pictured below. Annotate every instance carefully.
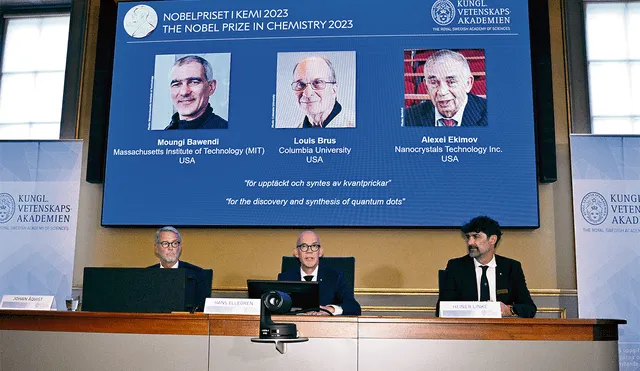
[358,317,624,341]
[208,314,357,338]
[0,310,209,335]
[0,311,622,341]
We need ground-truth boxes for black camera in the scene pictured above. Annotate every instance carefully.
[259,291,297,339]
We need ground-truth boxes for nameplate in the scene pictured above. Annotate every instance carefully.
[0,295,57,311]
[439,301,501,318]
[204,298,260,315]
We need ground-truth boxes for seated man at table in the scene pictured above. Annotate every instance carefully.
[148,226,211,311]
[148,226,203,271]
[278,230,361,315]
[437,216,537,318]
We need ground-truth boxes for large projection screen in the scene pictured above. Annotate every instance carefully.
[102,0,539,227]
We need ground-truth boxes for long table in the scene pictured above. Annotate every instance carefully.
[0,311,625,371]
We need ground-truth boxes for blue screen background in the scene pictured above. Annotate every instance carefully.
[102,0,539,227]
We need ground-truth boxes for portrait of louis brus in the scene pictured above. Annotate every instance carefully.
[275,51,356,129]
[149,53,230,130]
[403,49,487,127]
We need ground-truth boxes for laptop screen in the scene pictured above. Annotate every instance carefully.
[247,279,319,312]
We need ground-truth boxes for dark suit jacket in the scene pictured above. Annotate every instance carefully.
[437,254,537,318]
[404,93,487,127]
[146,261,211,312]
[277,264,361,315]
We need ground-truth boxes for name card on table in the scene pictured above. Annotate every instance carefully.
[204,298,260,315]
[0,295,56,311]
[439,301,501,318]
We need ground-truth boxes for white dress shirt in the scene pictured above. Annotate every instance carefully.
[299,266,343,315]
[159,261,179,268]
[299,266,319,281]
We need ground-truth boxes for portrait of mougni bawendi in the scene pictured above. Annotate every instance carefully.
[275,51,356,129]
[150,53,231,130]
[403,48,487,127]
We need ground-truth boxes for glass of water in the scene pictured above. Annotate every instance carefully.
[65,297,79,311]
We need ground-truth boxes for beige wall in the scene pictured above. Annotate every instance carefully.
[72,0,575,292]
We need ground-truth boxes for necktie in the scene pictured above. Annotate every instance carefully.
[442,118,456,127]
[303,275,314,281]
[480,266,490,301]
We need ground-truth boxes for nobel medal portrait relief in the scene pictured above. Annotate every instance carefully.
[123,4,158,39]
[274,51,356,129]
[149,53,231,130]
[403,48,487,127]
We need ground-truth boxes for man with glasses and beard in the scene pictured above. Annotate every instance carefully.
[278,230,361,315]
[436,216,536,318]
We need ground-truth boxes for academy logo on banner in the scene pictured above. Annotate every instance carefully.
[0,193,73,228]
[580,192,607,225]
[430,0,513,32]
[579,191,640,230]
[0,193,16,223]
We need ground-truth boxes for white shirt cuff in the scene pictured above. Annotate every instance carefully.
[328,305,343,315]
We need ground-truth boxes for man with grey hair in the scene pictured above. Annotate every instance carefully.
[148,226,212,311]
[165,55,228,129]
[404,49,487,127]
[291,56,355,128]
[148,226,202,270]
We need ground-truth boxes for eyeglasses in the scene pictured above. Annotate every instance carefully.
[296,243,321,252]
[158,240,181,249]
[291,79,336,91]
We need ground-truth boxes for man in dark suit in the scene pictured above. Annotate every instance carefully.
[147,226,211,311]
[437,216,536,318]
[404,49,487,127]
[278,230,361,315]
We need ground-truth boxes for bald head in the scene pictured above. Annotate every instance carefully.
[294,230,324,274]
[297,230,320,246]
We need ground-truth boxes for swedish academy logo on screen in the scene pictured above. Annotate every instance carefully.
[431,0,456,26]
[0,193,16,223]
[581,192,608,225]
